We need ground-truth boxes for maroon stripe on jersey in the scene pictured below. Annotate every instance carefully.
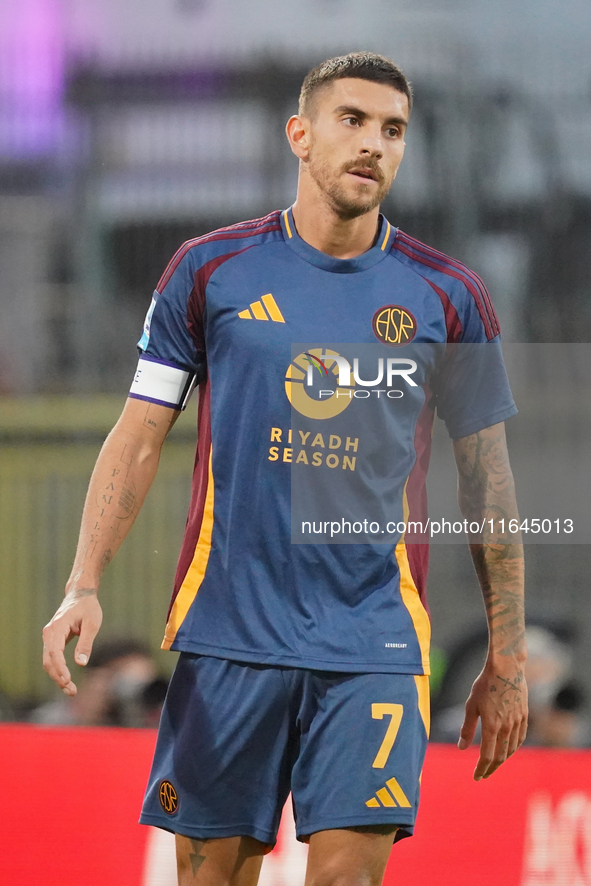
[186,247,253,352]
[397,232,500,338]
[206,210,280,236]
[187,215,281,246]
[424,278,463,343]
[168,377,212,618]
[156,217,281,294]
[404,387,436,609]
[394,238,497,341]
[184,223,281,251]
[407,234,500,336]
[166,245,254,614]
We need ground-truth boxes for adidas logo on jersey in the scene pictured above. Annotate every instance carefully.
[365,777,411,809]
[238,293,285,322]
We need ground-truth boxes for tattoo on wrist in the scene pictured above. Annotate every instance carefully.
[469,544,526,658]
[67,588,97,599]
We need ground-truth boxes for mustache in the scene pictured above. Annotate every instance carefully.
[342,159,385,185]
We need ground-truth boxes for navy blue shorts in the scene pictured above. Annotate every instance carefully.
[140,654,429,846]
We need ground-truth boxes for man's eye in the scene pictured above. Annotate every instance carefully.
[386,127,400,138]
[344,117,360,126]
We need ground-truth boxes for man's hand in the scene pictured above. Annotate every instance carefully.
[458,659,528,780]
[42,589,103,696]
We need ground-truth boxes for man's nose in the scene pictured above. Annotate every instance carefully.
[360,136,383,159]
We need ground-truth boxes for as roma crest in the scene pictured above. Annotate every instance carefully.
[372,305,417,346]
[159,780,179,815]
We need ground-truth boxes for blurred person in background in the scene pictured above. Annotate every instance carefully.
[529,681,589,748]
[42,52,527,886]
[525,627,589,747]
[31,638,167,728]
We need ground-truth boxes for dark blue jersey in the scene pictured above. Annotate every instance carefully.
[134,208,516,674]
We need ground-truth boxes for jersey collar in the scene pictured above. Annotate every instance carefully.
[280,206,396,273]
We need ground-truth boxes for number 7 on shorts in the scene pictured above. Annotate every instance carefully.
[371,703,404,769]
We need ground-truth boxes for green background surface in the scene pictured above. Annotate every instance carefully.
[0,396,195,700]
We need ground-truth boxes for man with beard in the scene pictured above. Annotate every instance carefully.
[43,53,527,886]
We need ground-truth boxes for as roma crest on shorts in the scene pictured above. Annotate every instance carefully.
[159,779,179,815]
[372,305,417,346]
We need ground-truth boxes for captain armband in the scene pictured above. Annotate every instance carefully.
[129,355,197,411]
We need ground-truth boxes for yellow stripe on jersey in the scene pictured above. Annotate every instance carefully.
[414,673,430,784]
[283,209,293,238]
[162,448,215,649]
[394,482,431,672]
[380,220,391,251]
[414,674,431,737]
[261,293,285,323]
[395,548,430,672]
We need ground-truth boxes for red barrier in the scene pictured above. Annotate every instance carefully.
[0,725,154,885]
[1,725,589,886]
[387,744,591,886]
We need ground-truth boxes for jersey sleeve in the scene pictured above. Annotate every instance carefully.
[434,276,517,438]
[130,246,206,410]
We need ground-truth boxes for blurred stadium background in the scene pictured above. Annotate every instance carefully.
[1,0,591,729]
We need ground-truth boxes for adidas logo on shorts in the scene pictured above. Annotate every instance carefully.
[365,777,411,808]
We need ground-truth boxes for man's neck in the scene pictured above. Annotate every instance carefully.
[291,191,381,260]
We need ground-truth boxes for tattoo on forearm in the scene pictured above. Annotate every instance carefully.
[455,425,526,661]
[79,434,149,580]
[471,544,526,656]
[188,840,207,877]
[118,485,136,516]
[456,425,516,518]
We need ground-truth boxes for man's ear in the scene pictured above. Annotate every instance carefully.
[286,115,311,160]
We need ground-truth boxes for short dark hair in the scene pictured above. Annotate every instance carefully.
[299,52,413,117]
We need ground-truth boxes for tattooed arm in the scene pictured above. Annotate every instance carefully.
[42,397,179,695]
[452,421,528,780]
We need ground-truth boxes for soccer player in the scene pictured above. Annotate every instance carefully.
[43,53,527,886]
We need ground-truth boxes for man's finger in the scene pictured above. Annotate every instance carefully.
[473,725,497,780]
[506,720,522,759]
[483,726,512,779]
[458,699,478,750]
[75,623,99,666]
[42,626,68,679]
[42,621,77,690]
[43,645,77,695]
